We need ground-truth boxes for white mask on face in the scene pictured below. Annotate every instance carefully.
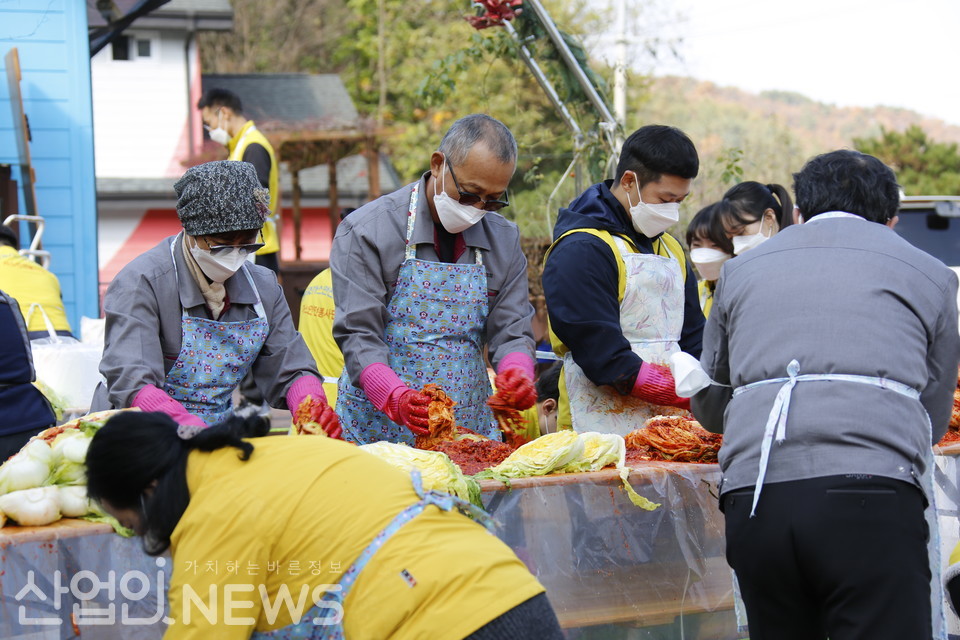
[689,247,731,281]
[189,244,249,283]
[207,110,230,146]
[732,219,773,255]
[433,160,486,233]
[624,173,680,237]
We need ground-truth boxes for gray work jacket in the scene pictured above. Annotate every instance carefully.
[92,236,319,411]
[331,175,535,384]
[692,214,960,495]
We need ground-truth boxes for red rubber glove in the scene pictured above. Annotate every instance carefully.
[632,362,690,410]
[492,368,537,411]
[395,389,432,436]
[316,402,342,440]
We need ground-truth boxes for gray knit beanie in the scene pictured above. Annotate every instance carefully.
[174,161,270,236]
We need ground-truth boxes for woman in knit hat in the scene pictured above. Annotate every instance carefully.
[91,161,339,436]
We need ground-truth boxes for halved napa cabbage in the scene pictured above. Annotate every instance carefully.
[559,432,624,473]
[477,430,584,482]
[359,441,482,507]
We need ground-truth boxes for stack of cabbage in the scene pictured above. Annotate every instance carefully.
[359,442,482,507]
[476,431,661,511]
[0,409,132,529]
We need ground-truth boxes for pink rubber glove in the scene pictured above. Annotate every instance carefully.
[632,362,691,410]
[496,352,536,381]
[359,363,431,435]
[132,384,207,428]
[287,375,341,439]
[286,375,329,413]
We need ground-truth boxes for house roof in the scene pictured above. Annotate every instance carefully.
[87,0,234,31]
[97,153,401,200]
[201,74,359,126]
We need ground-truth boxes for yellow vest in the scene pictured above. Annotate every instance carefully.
[543,229,687,430]
[0,246,72,334]
[698,279,715,318]
[228,121,280,255]
[298,268,341,406]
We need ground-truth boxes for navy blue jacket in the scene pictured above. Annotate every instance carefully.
[0,290,56,436]
[542,181,704,394]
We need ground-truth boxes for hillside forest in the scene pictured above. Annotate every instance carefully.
[198,0,960,240]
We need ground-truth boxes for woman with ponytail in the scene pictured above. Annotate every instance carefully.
[85,412,561,640]
[718,181,794,255]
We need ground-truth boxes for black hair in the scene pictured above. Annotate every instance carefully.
[685,202,734,255]
[85,412,268,555]
[0,224,17,248]
[535,362,561,402]
[614,125,699,186]
[718,181,794,233]
[792,150,900,224]
[197,88,244,115]
[340,207,356,221]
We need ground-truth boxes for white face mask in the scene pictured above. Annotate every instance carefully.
[207,109,230,146]
[732,219,773,255]
[624,174,680,237]
[189,244,249,283]
[689,247,731,281]
[433,161,486,233]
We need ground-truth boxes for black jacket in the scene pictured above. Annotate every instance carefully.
[542,180,704,393]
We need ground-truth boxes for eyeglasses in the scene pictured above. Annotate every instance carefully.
[446,162,510,212]
[203,233,264,255]
[208,242,265,256]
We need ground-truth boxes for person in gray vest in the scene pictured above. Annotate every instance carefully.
[692,149,960,639]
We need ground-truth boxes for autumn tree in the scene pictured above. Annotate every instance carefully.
[854,125,960,195]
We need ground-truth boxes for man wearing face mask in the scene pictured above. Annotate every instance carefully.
[197,89,280,275]
[330,114,537,445]
[91,161,340,437]
[542,125,704,434]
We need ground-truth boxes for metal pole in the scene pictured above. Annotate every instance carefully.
[502,20,583,139]
[613,0,627,127]
[525,0,618,126]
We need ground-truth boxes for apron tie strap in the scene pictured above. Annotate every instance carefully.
[734,360,922,518]
[411,470,495,531]
[747,359,800,517]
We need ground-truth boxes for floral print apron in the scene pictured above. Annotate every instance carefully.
[337,183,496,444]
[565,236,686,435]
[163,236,269,426]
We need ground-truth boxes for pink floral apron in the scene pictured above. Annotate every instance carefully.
[163,236,269,426]
[337,183,495,444]
[565,236,686,435]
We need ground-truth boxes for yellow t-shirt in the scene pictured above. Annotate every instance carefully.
[165,437,543,640]
[299,268,340,406]
[0,246,72,334]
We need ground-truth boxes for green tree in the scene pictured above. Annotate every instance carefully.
[854,125,960,195]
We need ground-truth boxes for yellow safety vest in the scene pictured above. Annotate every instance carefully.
[543,229,687,430]
[298,268,342,406]
[698,279,715,318]
[0,246,72,334]
[228,121,280,255]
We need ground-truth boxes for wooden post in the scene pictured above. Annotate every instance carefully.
[366,136,381,201]
[292,169,303,262]
[328,154,339,242]
[5,48,39,243]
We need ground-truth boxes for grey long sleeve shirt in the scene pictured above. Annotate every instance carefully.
[692,215,960,495]
[93,235,319,411]
[331,176,535,384]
